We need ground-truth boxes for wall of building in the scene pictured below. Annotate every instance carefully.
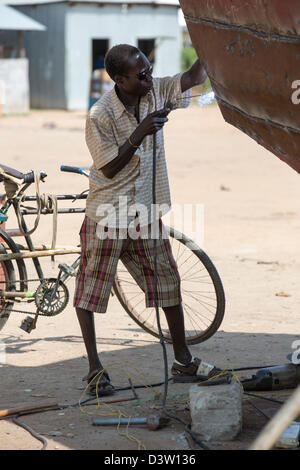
[13,2,181,110]
[0,58,29,114]
[17,3,67,109]
[65,3,181,110]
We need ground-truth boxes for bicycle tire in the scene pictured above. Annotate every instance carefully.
[112,226,225,345]
[0,245,16,331]
[0,227,28,292]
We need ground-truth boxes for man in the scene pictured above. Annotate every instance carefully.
[74,44,221,395]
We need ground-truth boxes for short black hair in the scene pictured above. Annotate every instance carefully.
[104,44,140,81]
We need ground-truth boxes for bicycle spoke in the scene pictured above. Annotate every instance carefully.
[182,296,216,323]
[182,289,216,297]
[135,306,150,323]
[179,259,206,280]
[182,291,217,310]
[181,302,201,334]
[184,302,213,330]
[181,269,211,280]
[183,301,209,331]
[116,277,139,286]
[173,240,187,266]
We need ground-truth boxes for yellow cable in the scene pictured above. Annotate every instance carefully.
[78,362,292,449]
[78,362,163,450]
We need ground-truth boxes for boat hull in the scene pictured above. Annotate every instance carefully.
[179,0,300,173]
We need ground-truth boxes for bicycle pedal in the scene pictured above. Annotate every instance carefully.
[20,316,37,334]
[58,263,76,277]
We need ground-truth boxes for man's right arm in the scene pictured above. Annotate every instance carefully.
[101,126,144,179]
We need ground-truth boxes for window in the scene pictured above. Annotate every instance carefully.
[138,39,155,65]
[92,39,109,71]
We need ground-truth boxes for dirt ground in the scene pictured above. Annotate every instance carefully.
[0,103,299,452]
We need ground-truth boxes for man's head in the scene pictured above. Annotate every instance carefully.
[104,44,153,98]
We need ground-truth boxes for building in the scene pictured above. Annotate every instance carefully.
[4,0,182,110]
[0,3,46,114]
[178,8,191,48]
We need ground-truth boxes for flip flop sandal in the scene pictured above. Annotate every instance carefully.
[171,357,232,384]
[83,370,115,397]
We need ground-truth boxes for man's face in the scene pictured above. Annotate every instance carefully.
[117,52,153,97]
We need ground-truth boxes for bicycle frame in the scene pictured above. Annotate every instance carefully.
[0,179,88,297]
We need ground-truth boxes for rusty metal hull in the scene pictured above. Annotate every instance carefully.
[179,0,300,173]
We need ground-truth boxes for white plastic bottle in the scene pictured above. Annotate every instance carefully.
[197,90,215,107]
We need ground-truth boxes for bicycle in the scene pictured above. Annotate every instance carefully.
[0,164,225,344]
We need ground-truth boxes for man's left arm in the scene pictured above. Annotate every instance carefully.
[181,59,207,93]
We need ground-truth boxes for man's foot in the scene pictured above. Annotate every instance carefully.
[83,370,115,397]
[171,357,232,384]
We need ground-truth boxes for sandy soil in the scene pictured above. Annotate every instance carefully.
[0,104,299,451]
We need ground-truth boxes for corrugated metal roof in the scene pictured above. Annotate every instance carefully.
[0,4,46,29]
[1,0,179,6]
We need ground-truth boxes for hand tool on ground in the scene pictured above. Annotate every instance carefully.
[242,364,300,391]
[0,401,59,418]
[92,413,170,431]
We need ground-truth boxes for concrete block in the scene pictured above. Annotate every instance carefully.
[189,380,242,441]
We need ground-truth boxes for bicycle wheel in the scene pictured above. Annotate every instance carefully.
[0,227,28,292]
[112,226,225,344]
[0,246,16,331]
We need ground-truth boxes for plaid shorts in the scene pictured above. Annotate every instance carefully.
[73,216,182,313]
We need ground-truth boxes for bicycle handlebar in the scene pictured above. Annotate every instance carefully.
[60,165,89,177]
[0,164,47,184]
[0,163,88,188]
[60,165,83,174]
[23,170,47,184]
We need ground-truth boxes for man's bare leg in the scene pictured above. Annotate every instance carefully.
[75,307,105,381]
[162,303,193,365]
[76,303,192,383]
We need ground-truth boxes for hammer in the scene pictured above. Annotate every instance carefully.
[92,413,170,431]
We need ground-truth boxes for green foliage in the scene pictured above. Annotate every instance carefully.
[181,47,212,99]
[181,47,197,72]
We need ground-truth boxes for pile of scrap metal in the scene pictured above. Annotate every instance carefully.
[179,0,300,173]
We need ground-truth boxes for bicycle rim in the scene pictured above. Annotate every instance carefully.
[113,226,225,345]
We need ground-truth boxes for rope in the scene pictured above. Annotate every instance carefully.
[41,193,58,263]
[78,363,164,450]
[12,172,58,259]
[15,170,42,236]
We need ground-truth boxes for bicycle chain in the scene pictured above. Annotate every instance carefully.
[2,303,67,317]
[1,277,69,317]
[2,306,46,316]
[0,277,50,285]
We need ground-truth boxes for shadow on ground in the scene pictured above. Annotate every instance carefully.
[0,329,298,451]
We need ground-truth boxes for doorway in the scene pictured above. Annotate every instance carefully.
[92,39,109,71]
[138,39,155,65]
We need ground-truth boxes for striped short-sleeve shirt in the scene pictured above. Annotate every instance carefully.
[85,73,191,228]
